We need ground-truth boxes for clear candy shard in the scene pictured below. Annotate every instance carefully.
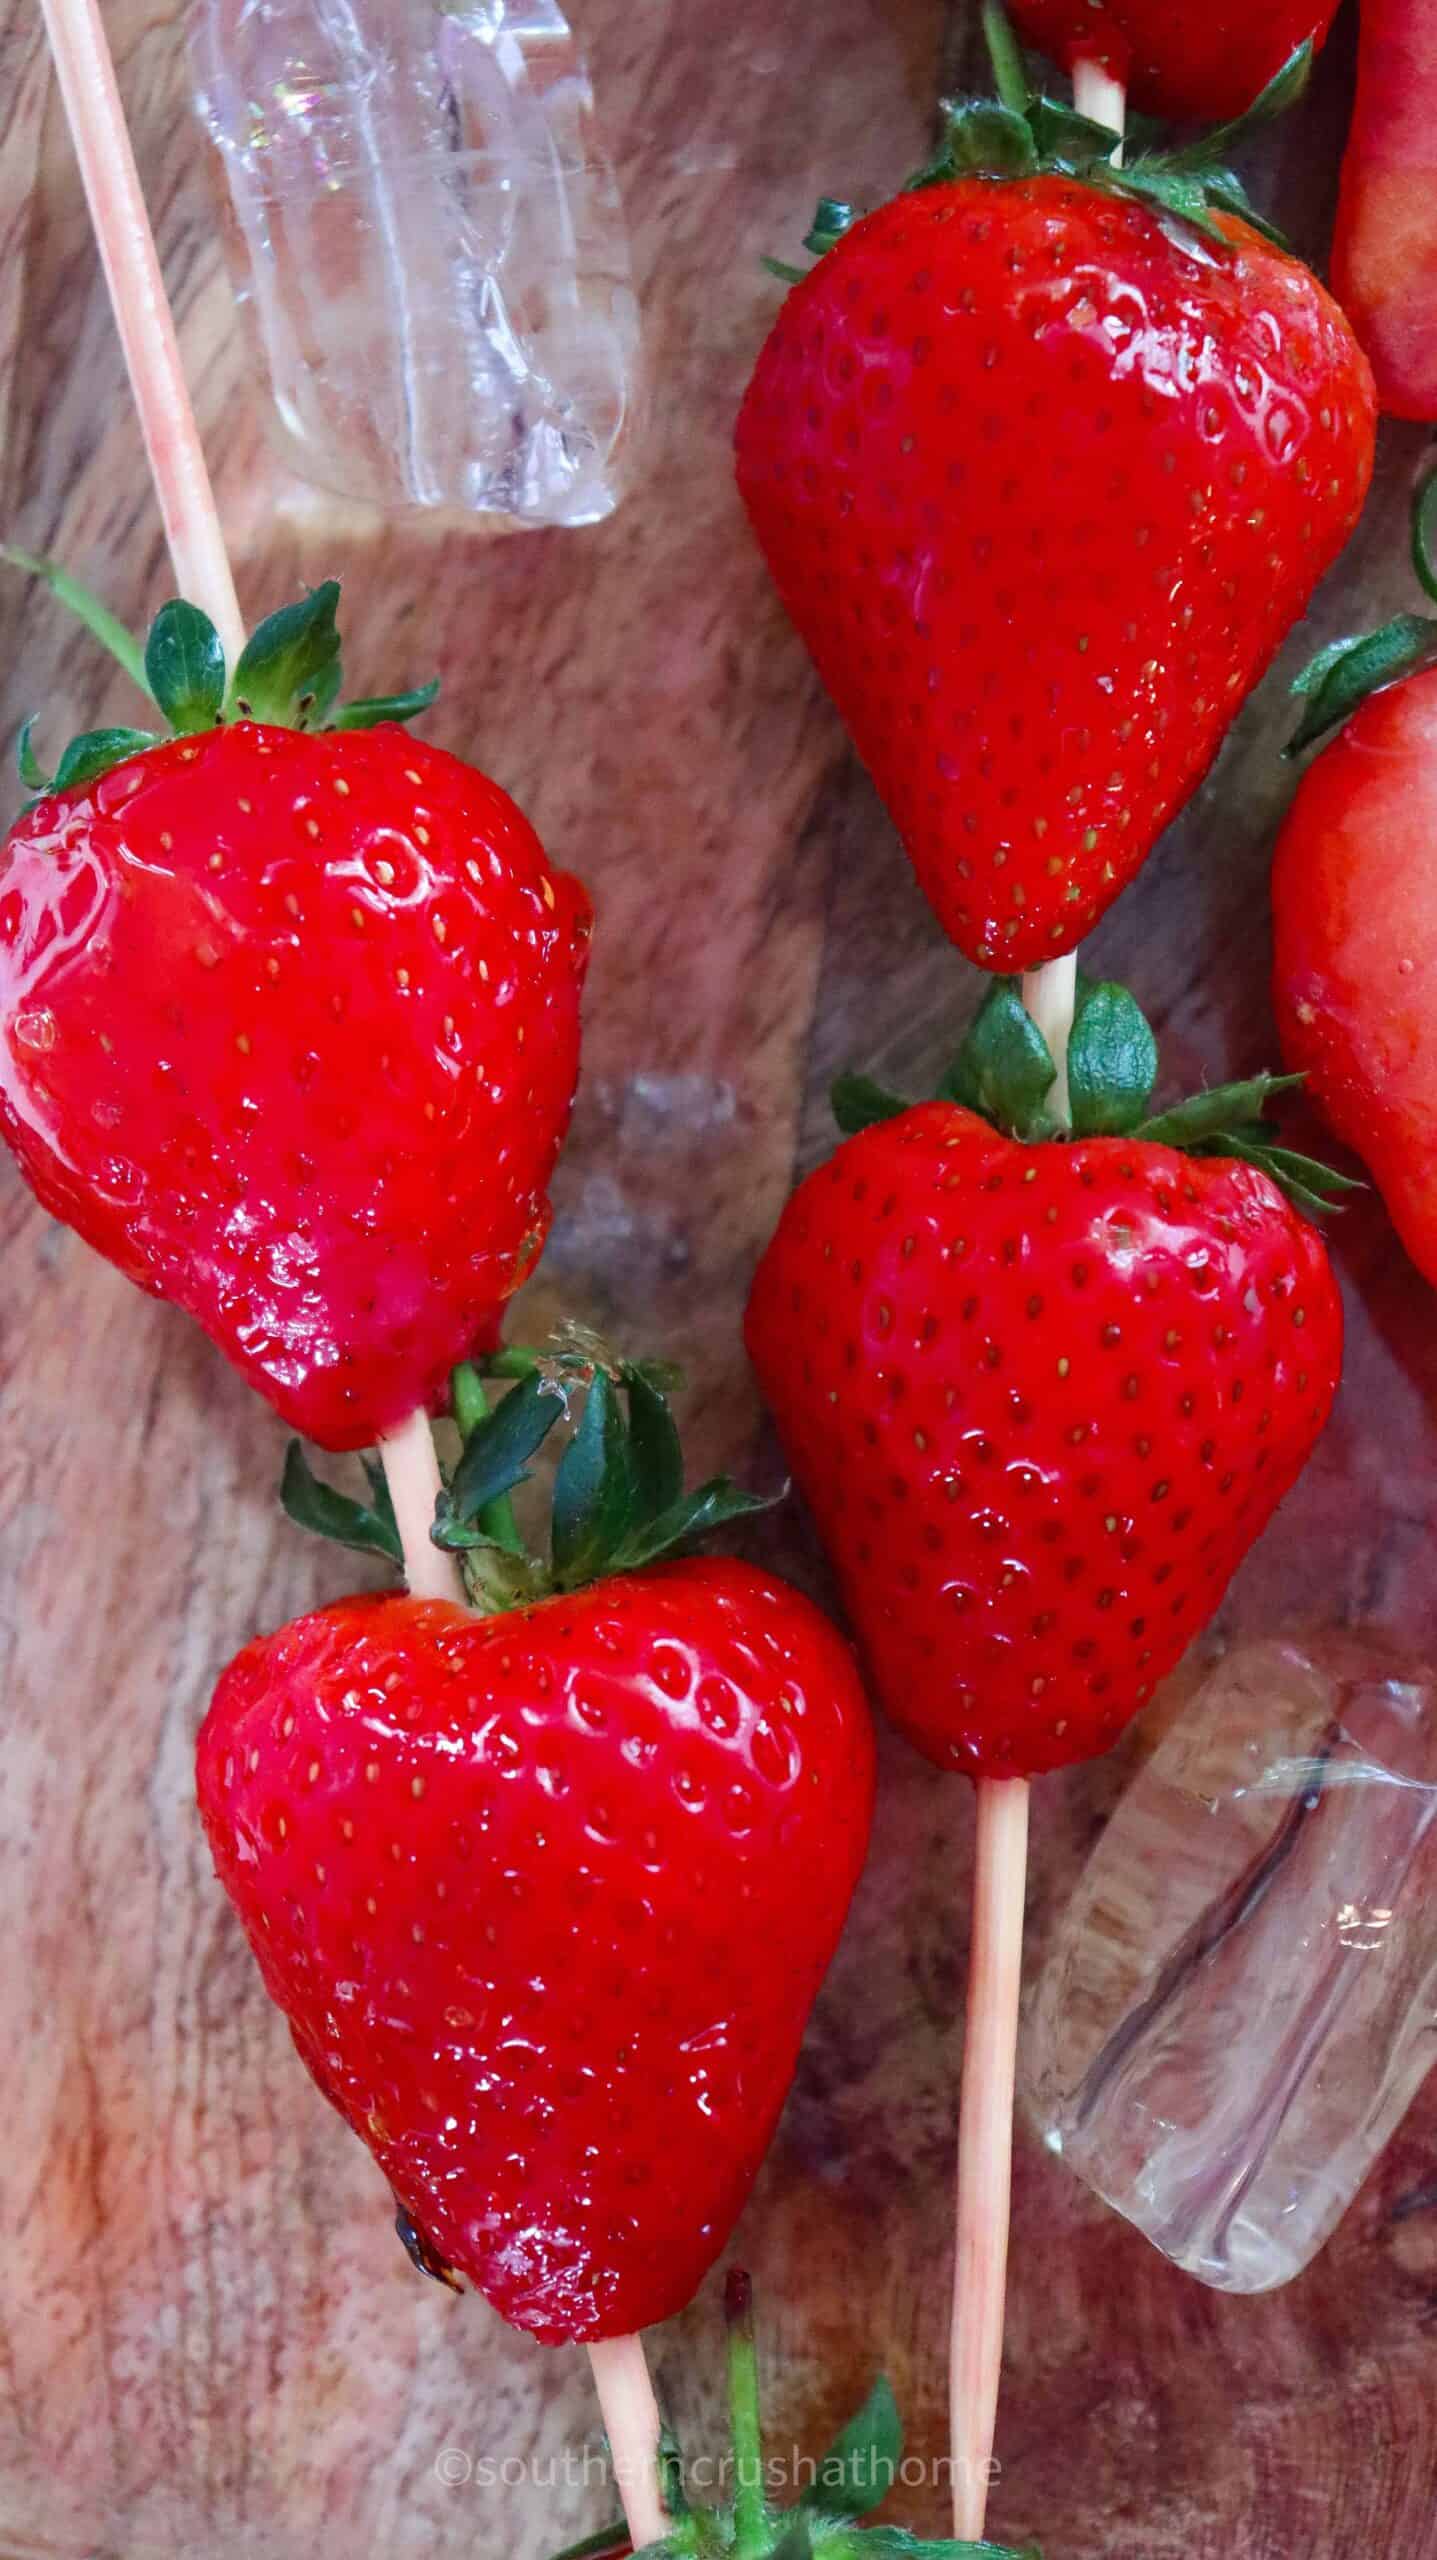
[1021,1635,1437,2292]
[190,0,641,526]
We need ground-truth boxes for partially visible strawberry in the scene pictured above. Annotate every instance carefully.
[735,48,1375,971]
[745,984,1346,1779]
[1007,1,1339,123]
[0,581,590,1449]
[1332,0,1437,423]
[198,1350,875,2345]
[1274,471,1437,1284]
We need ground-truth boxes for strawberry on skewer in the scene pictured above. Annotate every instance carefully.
[0,577,591,1457]
[735,25,1374,977]
[746,988,1352,2535]
[23,0,665,2530]
[23,0,482,1602]
[200,1350,879,2543]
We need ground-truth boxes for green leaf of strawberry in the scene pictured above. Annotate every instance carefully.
[287,1339,780,1605]
[625,1362,686,1519]
[829,986,1353,1219]
[800,2379,902,2521]
[280,1440,404,1564]
[435,1366,569,1545]
[229,582,343,726]
[553,1367,639,1586]
[4,556,443,796]
[53,726,162,792]
[1288,471,1437,754]
[1066,980,1158,1135]
[332,680,441,732]
[544,2276,1039,2560]
[939,979,1057,1138]
[832,1072,910,1136]
[768,13,1312,285]
[144,599,226,733]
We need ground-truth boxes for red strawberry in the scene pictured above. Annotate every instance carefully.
[1273,476,1437,1284]
[198,1353,875,2344]
[198,1565,872,2344]
[1007,1,1338,123]
[1332,0,1437,421]
[0,583,589,1449]
[745,991,1344,1779]
[735,80,1375,972]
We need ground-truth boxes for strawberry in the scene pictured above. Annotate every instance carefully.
[745,984,1346,1779]
[198,1348,875,2345]
[1332,0,1437,421]
[735,46,1375,972]
[0,578,590,1449]
[1274,472,1437,1285]
[1006,2,1339,123]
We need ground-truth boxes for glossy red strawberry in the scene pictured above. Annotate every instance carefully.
[1007,1,1338,122]
[1333,0,1437,420]
[0,585,589,1449]
[736,96,1375,971]
[745,1044,1343,1778]
[1273,481,1437,1285]
[198,1562,874,2344]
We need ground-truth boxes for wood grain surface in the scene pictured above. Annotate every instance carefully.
[1,4,1435,2555]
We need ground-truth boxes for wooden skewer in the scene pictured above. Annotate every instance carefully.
[35,6,668,2540]
[949,54,1127,2544]
[36,0,245,665]
[589,2333,667,2550]
[34,0,466,1609]
[950,1778,1030,2538]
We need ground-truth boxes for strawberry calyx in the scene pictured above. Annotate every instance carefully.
[833,976,1360,1222]
[3,549,438,798]
[554,2272,1039,2560]
[1287,469,1437,755]
[282,1325,777,1612]
[762,1,1308,286]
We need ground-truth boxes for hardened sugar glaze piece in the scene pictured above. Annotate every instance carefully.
[1021,1635,1437,2292]
[190,0,640,525]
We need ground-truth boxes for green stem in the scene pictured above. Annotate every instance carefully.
[725,2273,768,2558]
[1,547,151,698]
[482,1343,543,1379]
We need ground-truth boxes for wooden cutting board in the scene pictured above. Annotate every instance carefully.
[0,3,1434,2552]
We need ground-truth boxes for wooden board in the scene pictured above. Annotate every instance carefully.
[1,4,1435,2554]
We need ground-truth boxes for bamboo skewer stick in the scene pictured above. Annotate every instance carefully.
[35,7,667,2532]
[35,0,465,1609]
[949,52,1129,2545]
[950,1779,1030,2539]
[589,2333,668,2551]
[37,0,245,666]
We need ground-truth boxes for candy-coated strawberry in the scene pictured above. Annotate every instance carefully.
[745,990,1345,1779]
[199,1343,875,2344]
[1274,476,1437,1283]
[736,61,1375,971]
[1008,1,1338,122]
[1332,0,1437,421]
[201,1352,874,2344]
[0,585,590,1449]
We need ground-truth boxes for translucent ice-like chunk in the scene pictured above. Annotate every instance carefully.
[189,0,641,525]
[1022,1636,1437,2292]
